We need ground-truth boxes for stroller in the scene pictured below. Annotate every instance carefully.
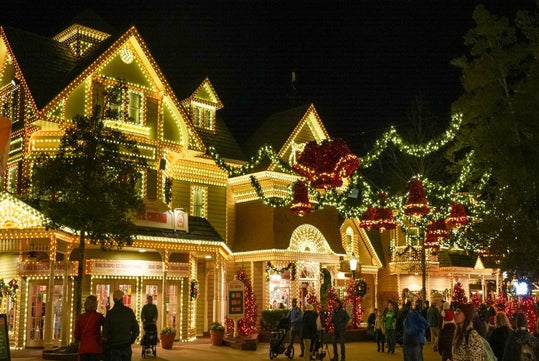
[269,316,294,360]
[141,323,158,358]
[311,330,328,361]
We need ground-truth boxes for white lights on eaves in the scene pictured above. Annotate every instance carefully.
[120,47,134,64]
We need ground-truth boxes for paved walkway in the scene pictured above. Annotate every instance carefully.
[11,340,442,361]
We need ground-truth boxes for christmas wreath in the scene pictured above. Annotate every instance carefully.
[347,278,367,298]
[190,279,200,301]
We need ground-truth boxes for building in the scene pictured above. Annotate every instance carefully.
[0,11,498,349]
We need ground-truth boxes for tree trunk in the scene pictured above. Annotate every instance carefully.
[74,231,86,321]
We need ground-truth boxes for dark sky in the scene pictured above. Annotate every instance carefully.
[1,0,535,151]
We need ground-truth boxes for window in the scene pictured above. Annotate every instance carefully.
[105,85,143,125]
[190,186,207,218]
[128,92,141,124]
[1,86,19,123]
[192,105,213,130]
[7,167,17,193]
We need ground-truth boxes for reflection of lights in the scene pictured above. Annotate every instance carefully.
[138,249,146,253]
[205,255,212,259]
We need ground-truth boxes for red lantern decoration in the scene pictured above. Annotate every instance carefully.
[293,138,359,190]
[359,207,377,230]
[290,180,311,216]
[446,202,468,228]
[404,179,430,216]
[373,207,396,231]
[425,219,449,249]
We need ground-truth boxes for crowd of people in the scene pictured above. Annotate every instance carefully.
[367,298,539,361]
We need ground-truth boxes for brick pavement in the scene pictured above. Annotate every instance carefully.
[11,340,442,361]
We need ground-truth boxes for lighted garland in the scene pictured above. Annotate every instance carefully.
[265,262,296,281]
[190,279,200,301]
[346,279,367,328]
[0,278,18,303]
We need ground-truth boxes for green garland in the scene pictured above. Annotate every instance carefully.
[265,262,296,281]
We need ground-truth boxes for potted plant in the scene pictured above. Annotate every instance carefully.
[209,322,225,346]
[160,327,176,349]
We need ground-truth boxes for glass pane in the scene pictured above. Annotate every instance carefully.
[118,284,133,309]
[128,92,141,124]
[95,284,111,315]
[145,285,158,303]
[269,272,290,309]
[52,285,63,340]
[166,285,178,328]
[29,284,47,340]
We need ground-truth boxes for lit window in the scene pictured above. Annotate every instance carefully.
[1,86,19,123]
[192,105,213,130]
[105,85,143,125]
[7,167,17,193]
[128,92,141,124]
[190,186,207,218]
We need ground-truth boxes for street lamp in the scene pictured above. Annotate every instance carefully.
[349,253,358,279]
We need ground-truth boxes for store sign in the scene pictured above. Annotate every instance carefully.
[227,278,244,319]
[133,209,188,232]
[88,260,164,277]
[167,262,190,278]
[18,261,77,277]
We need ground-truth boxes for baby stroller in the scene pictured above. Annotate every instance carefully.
[311,330,328,361]
[141,323,158,358]
[269,316,294,360]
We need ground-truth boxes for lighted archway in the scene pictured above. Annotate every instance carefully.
[288,224,332,253]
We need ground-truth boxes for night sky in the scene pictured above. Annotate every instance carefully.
[1,0,535,152]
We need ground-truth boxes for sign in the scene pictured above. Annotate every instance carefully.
[87,260,164,277]
[0,314,10,361]
[18,261,77,277]
[133,209,188,232]
[227,278,244,319]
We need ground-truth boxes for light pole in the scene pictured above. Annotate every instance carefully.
[349,253,358,279]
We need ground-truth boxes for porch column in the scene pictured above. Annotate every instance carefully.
[44,235,56,350]
[374,273,379,309]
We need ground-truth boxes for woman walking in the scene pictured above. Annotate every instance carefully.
[452,303,485,361]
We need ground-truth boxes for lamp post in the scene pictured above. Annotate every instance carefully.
[349,253,358,279]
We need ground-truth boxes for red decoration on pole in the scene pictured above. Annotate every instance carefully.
[290,180,312,216]
[404,178,430,216]
[293,138,359,190]
[446,202,468,228]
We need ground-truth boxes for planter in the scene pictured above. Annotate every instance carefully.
[160,333,176,349]
[210,330,224,346]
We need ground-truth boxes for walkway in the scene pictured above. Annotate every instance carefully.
[11,339,442,361]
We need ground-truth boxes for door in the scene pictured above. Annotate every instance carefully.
[165,283,178,329]
[141,281,160,326]
[94,279,136,315]
[27,283,47,347]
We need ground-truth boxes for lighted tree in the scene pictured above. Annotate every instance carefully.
[29,93,145,318]
[452,281,466,304]
[449,4,539,279]
[519,296,537,333]
[323,288,339,333]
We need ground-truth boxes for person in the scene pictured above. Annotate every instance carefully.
[402,308,429,361]
[301,303,318,361]
[287,298,305,357]
[384,301,397,354]
[367,308,376,341]
[103,290,140,361]
[374,309,385,352]
[452,303,485,361]
[74,295,105,361]
[331,298,350,361]
[141,295,158,327]
[502,312,539,361]
[427,299,441,352]
[488,311,512,361]
[438,302,456,361]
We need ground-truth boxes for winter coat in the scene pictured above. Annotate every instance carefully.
[438,322,456,361]
[502,329,539,361]
[103,301,140,347]
[302,310,318,339]
[74,310,105,355]
[488,325,511,361]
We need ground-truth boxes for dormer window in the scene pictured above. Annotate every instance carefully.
[193,105,213,131]
[0,83,19,123]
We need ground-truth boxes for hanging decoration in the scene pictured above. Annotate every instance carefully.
[265,262,296,281]
[189,279,200,301]
[446,203,468,228]
[290,180,312,216]
[359,207,377,230]
[404,178,430,216]
[425,219,449,249]
[293,138,359,190]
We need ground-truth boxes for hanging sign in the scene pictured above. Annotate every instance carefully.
[227,277,244,320]
[0,314,10,361]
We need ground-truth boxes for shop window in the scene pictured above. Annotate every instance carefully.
[190,186,207,218]
[166,285,178,329]
[96,284,111,315]
[269,271,290,309]
[128,92,142,124]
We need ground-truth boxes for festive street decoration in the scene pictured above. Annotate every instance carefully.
[446,202,469,228]
[0,278,18,303]
[292,138,359,190]
[265,262,296,281]
[452,281,466,304]
[404,178,430,216]
[190,279,200,301]
[290,180,312,216]
[322,287,339,333]
[359,207,377,230]
[424,219,449,249]
[225,269,257,336]
[346,278,367,328]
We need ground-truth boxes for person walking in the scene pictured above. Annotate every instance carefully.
[287,298,305,357]
[452,303,485,361]
[374,309,385,352]
[384,301,397,354]
[427,299,441,352]
[437,302,456,361]
[502,312,539,361]
[331,298,350,361]
[103,290,140,361]
[141,294,158,327]
[402,308,429,361]
[74,295,105,361]
[301,303,318,361]
[488,311,512,361]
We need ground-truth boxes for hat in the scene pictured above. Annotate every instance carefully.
[443,309,454,323]
[305,303,314,311]
[113,289,124,301]
[457,303,475,322]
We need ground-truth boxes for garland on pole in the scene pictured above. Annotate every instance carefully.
[265,262,296,281]
[190,279,200,301]
[346,279,367,328]
[226,269,257,336]
[0,278,18,303]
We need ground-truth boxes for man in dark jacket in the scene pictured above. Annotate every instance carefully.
[331,299,350,361]
[103,290,140,361]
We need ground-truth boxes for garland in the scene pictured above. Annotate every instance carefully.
[0,278,18,303]
[190,279,200,301]
[265,262,296,281]
[347,278,367,298]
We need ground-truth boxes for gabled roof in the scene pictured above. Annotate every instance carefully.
[438,250,479,268]
[0,192,45,228]
[135,216,225,242]
[199,113,246,161]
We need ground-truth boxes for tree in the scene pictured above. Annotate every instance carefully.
[30,101,145,318]
[449,4,539,279]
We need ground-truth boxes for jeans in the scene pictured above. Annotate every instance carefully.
[332,329,346,360]
[385,329,396,353]
[110,345,132,361]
